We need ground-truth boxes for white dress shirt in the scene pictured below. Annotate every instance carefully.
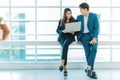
[83,13,89,33]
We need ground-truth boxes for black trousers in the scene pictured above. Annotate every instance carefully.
[59,38,74,66]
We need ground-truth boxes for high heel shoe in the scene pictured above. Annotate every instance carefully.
[64,71,67,76]
[59,66,63,72]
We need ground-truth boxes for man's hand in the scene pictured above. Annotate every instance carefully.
[91,38,97,45]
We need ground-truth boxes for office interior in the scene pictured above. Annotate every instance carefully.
[0,0,120,80]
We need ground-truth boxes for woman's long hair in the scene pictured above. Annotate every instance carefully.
[60,8,76,27]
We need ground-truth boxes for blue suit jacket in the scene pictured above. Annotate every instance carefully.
[76,12,100,41]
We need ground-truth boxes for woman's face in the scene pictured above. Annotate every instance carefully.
[66,11,72,19]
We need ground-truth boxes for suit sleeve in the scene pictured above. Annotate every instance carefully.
[93,14,100,38]
[56,20,63,35]
[75,16,81,41]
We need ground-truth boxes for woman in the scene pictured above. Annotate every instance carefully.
[0,17,10,40]
[56,8,76,76]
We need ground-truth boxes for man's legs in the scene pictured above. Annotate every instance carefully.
[80,33,98,79]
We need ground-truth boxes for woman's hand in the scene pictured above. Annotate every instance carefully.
[77,41,81,44]
[70,30,75,35]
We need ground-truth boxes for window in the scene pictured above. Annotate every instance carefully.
[37,0,60,6]
[90,8,111,21]
[0,0,9,6]
[112,0,120,7]
[0,8,9,20]
[0,0,120,63]
[112,8,120,20]
[87,0,111,7]
[37,8,60,20]
[11,8,35,21]
[11,0,35,6]
[112,49,120,62]
[112,22,120,34]
[62,0,86,7]
[37,22,58,34]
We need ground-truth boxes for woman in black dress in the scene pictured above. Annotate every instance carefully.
[56,8,76,76]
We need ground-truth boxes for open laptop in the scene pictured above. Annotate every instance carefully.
[63,22,81,33]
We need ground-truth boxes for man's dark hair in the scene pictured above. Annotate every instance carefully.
[79,3,89,11]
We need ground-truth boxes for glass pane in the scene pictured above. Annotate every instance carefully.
[0,8,9,20]
[112,49,120,62]
[11,22,35,34]
[90,8,111,20]
[37,22,58,34]
[112,8,120,20]
[62,0,86,6]
[112,35,120,41]
[37,49,60,61]
[37,8,60,20]
[68,49,85,62]
[99,35,110,41]
[11,35,35,40]
[25,22,35,34]
[11,49,24,61]
[37,49,60,54]
[11,8,35,20]
[112,45,120,48]
[37,0,60,6]
[96,49,111,62]
[26,49,36,61]
[0,49,10,61]
[98,45,111,49]
[37,45,60,49]
[112,0,120,7]
[25,46,35,49]
[11,0,35,6]
[25,36,36,41]
[11,22,24,34]
[0,0,9,6]
[112,22,120,34]
[100,22,110,34]
[87,0,111,7]
[37,36,57,41]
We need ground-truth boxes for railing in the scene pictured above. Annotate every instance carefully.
[0,40,120,45]
[0,40,120,69]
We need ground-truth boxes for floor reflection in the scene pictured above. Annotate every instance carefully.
[0,70,119,80]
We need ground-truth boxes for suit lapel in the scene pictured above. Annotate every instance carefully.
[87,12,91,30]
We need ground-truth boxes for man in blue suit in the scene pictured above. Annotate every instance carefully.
[77,3,99,79]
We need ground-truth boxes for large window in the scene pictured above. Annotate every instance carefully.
[0,0,120,63]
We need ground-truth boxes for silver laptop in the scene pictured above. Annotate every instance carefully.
[64,22,81,33]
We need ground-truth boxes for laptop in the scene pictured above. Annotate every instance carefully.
[63,22,81,33]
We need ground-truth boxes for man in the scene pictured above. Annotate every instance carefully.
[77,3,100,79]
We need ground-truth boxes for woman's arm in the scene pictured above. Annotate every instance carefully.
[56,20,63,35]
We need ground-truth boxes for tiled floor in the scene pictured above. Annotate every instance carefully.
[0,70,120,80]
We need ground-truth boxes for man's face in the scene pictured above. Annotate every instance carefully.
[80,8,87,16]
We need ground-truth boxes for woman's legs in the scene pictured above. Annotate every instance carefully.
[61,39,73,71]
